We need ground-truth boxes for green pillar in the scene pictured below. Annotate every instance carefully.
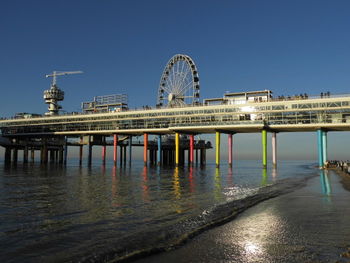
[262,129,267,168]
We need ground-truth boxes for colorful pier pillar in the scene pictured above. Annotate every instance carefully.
[272,132,277,167]
[262,129,267,168]
[157,135,162,166]
[322,131,327,166]
[4,147,11,164]
[228,134,233,167]
[216,131,221,168]
[175,132,180,166]
[113,134,118,166]
[189,134,194,166]
[143,133,148,166]
[317,130,323,168]
[13,148,18,164]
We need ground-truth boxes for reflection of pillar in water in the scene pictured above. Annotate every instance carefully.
[272,168,277,180]
[173,167,181,199]
[227,166,234,187]
[188,167,194,193]
[214,168,222,201]
[142,166,149,202]
[320,170,331,196]
[261,168,267,186]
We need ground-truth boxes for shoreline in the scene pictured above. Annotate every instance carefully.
[134,169,350,263]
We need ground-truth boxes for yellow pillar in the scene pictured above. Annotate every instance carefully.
[216,131,220,168]
[175,132,180,166]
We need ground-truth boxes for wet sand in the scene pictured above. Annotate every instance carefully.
[135,170,350,263]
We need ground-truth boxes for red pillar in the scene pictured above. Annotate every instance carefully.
[189,135,194,166]
[144,133,148,166]
[113,134,118,166]
[228,134,233,166]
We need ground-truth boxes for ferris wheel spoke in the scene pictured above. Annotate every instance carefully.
[178,80,193,95]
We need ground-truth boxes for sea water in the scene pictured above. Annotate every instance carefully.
[0,160,315,262]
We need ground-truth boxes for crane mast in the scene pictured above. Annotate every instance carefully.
[43,71,83,116]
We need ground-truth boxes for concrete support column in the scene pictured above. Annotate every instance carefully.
[317,130,323,168]
[23,145,29,163]
[13,148,18,164]
[272,132,277,168]
[120,145,123,166]
[189,135,194,166]
[157,135,162,166]
[175,132,180,166]
[59,147,64,164]
[113,134,118,166]
[215,131,221,168]
[64,137,68,165]
[79,145,83,166]
[123,145,127,165]
[88,136,92,166]
[228,134,233,167]
[31,149,35,162]
[50,150,55,162]
[5,147,11,164]
[143,133,148,166]
[322,131,327,166]
[129,136,132,165]
[262,129,267,168]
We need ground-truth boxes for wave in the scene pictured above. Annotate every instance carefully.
[71,175,317,263]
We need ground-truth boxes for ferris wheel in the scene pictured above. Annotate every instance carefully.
[157,54,200,107]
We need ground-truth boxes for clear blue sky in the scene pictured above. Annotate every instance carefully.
[1,0,350,161]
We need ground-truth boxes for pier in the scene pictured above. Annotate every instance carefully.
[1,55,350,168]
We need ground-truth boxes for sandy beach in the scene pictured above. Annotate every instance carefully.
[135,169,350,263]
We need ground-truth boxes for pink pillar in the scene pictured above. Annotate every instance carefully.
[113,134,118,166]
[102,145,106,164]
[228,134,233,166]
[189,135,194,165]
[144,133,148,166]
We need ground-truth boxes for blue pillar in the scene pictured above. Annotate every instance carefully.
[317,130,323,168]
[157,135,162,166]
[322,131,327,166]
